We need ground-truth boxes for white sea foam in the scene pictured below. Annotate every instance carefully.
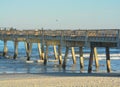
[64,53,120,60]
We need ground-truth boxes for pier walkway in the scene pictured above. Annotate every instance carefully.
[0,28,120,73]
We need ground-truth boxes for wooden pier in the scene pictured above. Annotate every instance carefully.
[0,27,120,73]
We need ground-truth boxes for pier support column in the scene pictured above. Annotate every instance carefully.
[28,42,32,61]
[3,40,8,57]
[25,42,32,61]
[37,43,42,60]
[88,46,94,73]
[79,47,84,69]
[62,46,69,69]
[13,41,18,59]
[53,45,58,60]
[58,45,62,65]
[71,47,76,64]
[93,47,99,70]
[41,29,45,60]
[44,44,48,65]
[106,47,111,73]
[41,44,44,60]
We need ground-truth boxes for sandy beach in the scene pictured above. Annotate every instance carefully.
[0,73,120,87]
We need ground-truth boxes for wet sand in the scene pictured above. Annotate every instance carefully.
[0,73,120,87]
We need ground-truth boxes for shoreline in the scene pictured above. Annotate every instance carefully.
[0,73,120,87]
[0,72,120,78]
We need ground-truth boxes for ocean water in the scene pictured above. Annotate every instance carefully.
[0,41,120,74]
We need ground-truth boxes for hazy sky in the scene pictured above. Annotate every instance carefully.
[0,0,120,29]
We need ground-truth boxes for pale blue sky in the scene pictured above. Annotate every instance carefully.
[0,0,120,29]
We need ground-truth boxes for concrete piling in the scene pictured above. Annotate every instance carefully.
[25,42,32,61]
[71,47,76,64]
[53,45,58,60]
[106,47,111,73]
[44,44,48,65]
[79,47,84,69]
[62,46,69,69]
[37,43,42,60]
[13,41,18,59]
[3,40,8,57]
[88,46,94,73]
[93,47,99,70]
[58,45,62,65]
